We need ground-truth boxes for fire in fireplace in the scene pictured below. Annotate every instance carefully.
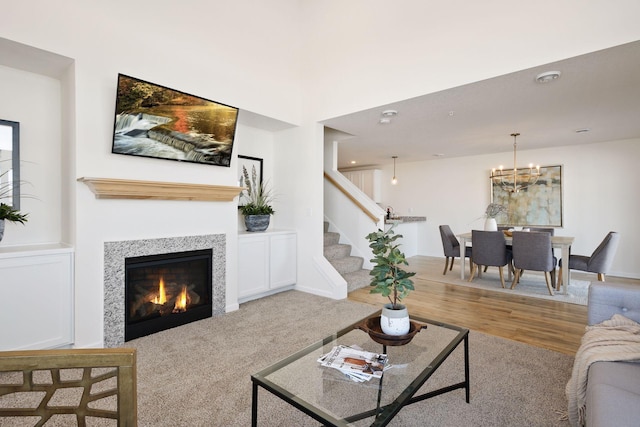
[125,249,212,341]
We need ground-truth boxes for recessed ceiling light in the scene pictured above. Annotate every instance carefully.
[382,109,398,117]
[433,153,445,157]
[350,160,357,164]
[575,128,590,133]
[536,71,561,83]
[379,118,391,124]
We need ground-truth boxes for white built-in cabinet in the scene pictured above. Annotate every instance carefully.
[342,169,381,202]
[238,230,297,302]
[0,244,74,350]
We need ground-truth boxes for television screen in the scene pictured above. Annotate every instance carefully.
[111,74,239,167]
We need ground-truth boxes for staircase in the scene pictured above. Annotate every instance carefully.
[324,222,371,292]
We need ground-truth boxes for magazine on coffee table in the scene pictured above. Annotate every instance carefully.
[317,345,389,382]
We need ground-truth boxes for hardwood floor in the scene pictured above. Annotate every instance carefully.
[348,256,639,356]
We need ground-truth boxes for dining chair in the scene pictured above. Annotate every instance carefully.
[468,230,512,288]
[557,231,620,288]
[511,231,557,295]
[439,225,472,275]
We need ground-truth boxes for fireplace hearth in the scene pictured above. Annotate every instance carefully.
[104,234,226,347]
[125,249,212,341]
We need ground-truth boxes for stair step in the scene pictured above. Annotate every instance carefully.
[323,243,352,260]
[343,269,372,293]
[323,231,340,246]
[330,256,364,275]
[322,224,370,294]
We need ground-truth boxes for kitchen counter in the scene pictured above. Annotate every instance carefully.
[383,216,427,257]
[384,216,426,224]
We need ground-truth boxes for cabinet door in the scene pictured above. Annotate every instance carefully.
[0,252,74,350]
[269,233,297,289]
[360,169,381,202]
[238,236,270,298]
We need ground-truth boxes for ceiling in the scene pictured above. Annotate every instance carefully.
[324,40,640,170]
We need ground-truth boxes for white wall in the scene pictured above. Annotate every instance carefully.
[1,0,303,348]
[0,65,62,245]
[301,1,640,121]
[377,139,640,278]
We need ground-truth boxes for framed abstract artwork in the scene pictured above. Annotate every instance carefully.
[491,165,563,227]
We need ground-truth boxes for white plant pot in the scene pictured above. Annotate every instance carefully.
[484,217,498,231]
[380,303,410,336]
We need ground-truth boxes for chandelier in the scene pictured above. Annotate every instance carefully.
[490,133,540,193]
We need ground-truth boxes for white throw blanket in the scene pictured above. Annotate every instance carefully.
[566,314,640,426]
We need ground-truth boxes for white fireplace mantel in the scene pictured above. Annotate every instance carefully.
[78,177,243,202]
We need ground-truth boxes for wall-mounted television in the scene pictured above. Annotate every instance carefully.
[111,74,239,167]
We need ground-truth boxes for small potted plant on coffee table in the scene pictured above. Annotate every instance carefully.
[366,226,416,335]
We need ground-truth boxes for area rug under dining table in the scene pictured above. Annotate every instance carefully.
[411,260,590,306]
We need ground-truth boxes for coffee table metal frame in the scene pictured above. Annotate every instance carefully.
[251,311,470,426]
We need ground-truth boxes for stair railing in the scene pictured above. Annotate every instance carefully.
[323,172,380,223]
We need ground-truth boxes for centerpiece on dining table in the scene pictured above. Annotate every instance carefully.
[483,203,508,231]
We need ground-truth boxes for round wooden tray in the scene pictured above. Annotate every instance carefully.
[357,316,427,346]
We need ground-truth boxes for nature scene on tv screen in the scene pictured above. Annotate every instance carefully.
[112,74,238,167]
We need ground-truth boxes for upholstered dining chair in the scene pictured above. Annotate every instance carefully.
[557,231,620,288]
[511,231,557,295]
[468,230,513,288]
[439,225,472,275]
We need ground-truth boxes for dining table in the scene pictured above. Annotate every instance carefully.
[457,231,575,295]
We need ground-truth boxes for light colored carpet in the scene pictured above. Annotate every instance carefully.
[126,290,571,426]
[414,262,589,306]
[1,290,573,426]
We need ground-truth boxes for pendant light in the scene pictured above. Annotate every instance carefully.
[391,156,398,185]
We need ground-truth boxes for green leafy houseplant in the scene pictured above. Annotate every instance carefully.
[239,165,274,216]
[366,226,415,309]
[0,202,28,224]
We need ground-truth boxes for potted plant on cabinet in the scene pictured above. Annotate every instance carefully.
[366,226,415,335]
[0,203,28,242]
[239,165,274,232]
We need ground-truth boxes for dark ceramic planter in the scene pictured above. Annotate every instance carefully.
[244,214,270,232]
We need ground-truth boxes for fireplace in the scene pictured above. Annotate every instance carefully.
[125,249,212,341]
[104,234,226,347]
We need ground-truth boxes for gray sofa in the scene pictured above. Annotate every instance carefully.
[581,282,640,426]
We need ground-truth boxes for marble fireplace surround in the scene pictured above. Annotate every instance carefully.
[104,234,226,347]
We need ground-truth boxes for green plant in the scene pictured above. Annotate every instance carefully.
[366,226,415,309]
[239,165,274,216]
[0,202,28,224]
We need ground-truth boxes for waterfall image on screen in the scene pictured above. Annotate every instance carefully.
[111,74,239,167]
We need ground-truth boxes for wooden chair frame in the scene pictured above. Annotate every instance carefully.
[0,348,137,426]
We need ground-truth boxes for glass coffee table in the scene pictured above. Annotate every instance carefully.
[251,311,469,426]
